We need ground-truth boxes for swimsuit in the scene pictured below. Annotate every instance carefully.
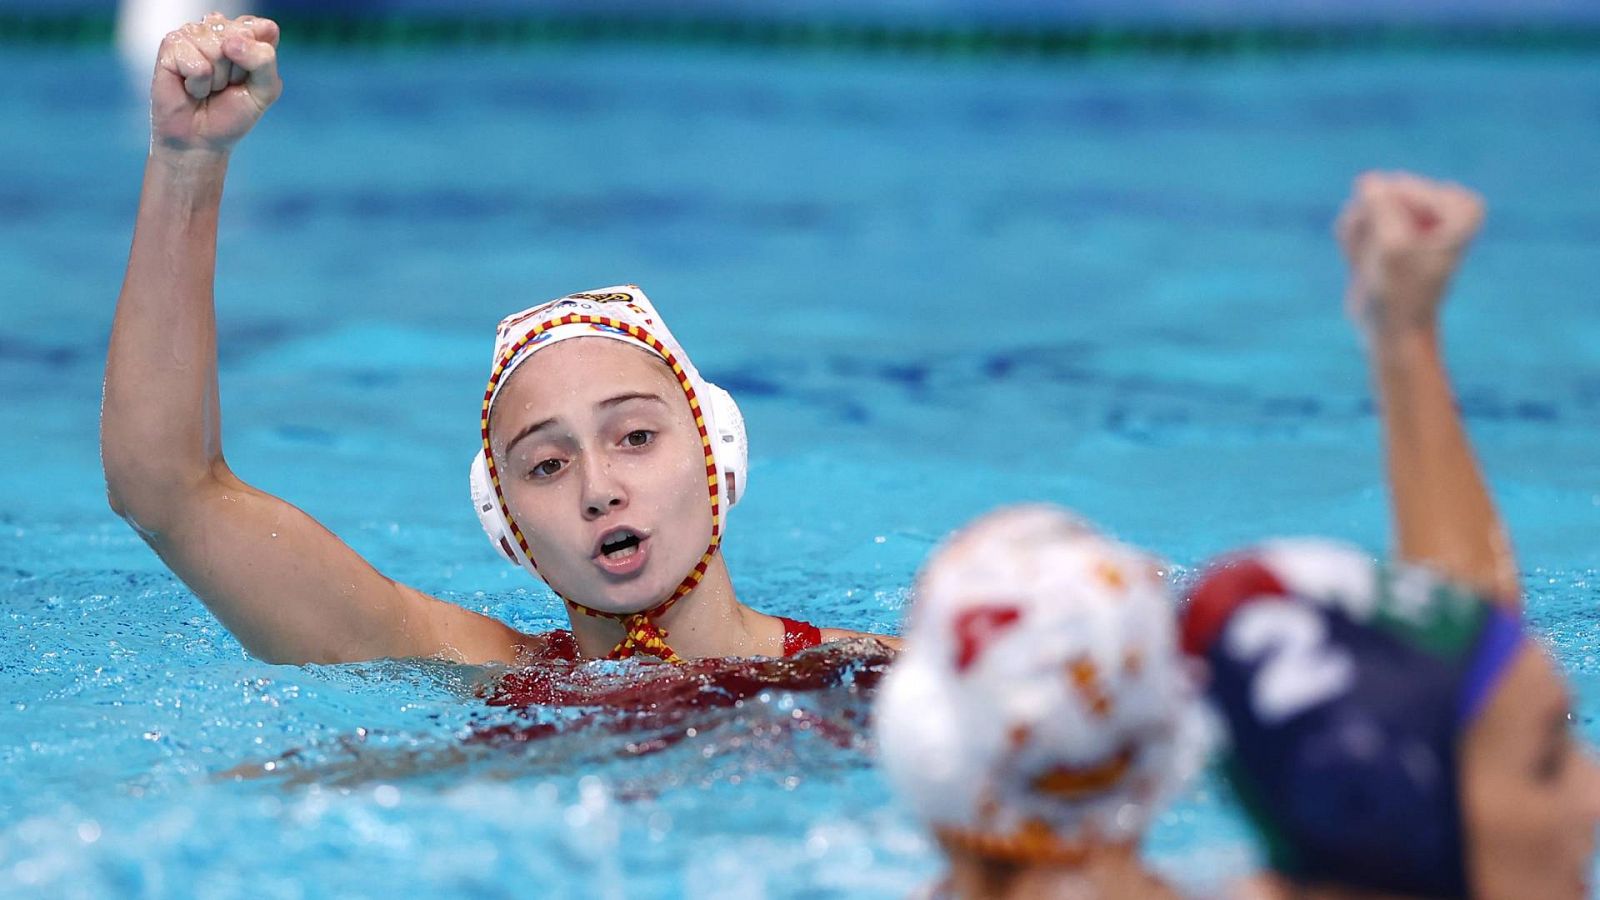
[524,616,822,665]
[486,616,841,710]
[779,616,823,656]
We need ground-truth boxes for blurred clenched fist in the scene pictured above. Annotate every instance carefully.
[151,12,281,154]
[1336,171,1485,340]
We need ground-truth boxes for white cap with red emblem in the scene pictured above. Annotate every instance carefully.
[875,505,1205,860]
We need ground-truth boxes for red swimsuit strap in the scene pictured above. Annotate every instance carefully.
[778,617,823,656]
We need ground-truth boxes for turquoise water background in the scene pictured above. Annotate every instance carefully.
[3,39,1599,897]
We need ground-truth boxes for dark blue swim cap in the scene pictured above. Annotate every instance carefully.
[1179,540,1523,898]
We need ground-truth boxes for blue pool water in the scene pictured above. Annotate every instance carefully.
[3,38,1600,897]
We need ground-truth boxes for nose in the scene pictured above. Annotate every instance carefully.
[580,458,627,520]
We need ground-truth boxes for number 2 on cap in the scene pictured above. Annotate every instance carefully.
[1226,603,1356,724]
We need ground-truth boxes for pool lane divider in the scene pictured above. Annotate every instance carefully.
[4,11,1600,57]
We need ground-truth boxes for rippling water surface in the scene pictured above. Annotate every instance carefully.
[2,41,1598,897]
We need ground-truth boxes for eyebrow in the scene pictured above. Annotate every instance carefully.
[504,392,669,456]
[599,391,669,411]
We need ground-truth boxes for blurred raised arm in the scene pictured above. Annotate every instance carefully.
[1336,171,1519,608]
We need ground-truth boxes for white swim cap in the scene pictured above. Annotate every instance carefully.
[468,285,747,659]
[875,505,1203,862]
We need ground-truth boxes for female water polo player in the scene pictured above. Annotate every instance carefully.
[875,506,1205,899]
[1183,173,1600,899]
[102,13,892,667]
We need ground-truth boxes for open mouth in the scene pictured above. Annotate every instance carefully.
[600,530,643,559]
[593,527,650,572]
[593,528,650,577]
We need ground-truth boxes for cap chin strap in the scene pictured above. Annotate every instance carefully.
[563,549,718,663]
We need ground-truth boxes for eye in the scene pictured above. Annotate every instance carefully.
[622,430,655,448]
[528,458,565,479]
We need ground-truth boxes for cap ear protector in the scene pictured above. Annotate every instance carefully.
[705,383,747,507]
[469,450,526,569]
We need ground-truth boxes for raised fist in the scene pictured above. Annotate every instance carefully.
[151,12,281,155]
[1336,171,1485,340]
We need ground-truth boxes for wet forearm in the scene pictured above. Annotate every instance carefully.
[103,150,231,518]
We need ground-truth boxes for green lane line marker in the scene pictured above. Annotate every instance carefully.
[3,11,1599,57]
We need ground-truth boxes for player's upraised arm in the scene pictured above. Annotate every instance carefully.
[102,14,528,665]
[1336,172,1519,608]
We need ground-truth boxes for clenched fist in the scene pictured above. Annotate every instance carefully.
[151,12,281,155]
[1336,171,1485,341]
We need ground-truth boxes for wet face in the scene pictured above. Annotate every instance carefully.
[1461,644,1600,900]
[487,337,714,614]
